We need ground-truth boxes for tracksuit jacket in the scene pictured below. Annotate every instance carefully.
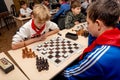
[64,28,120,80]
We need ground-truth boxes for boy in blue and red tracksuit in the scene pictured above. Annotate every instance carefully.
[52,0,70,28]
[53,0,70,20]
[64,0,120,80]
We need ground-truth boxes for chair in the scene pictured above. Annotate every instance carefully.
[0,12,9,30]
[2,11,16,30]
[10,4,18,17]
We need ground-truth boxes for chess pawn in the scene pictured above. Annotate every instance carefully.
[42,58,45,70]
[37,64,42,72]
[24,47,28,58]
[36,55,38,65]
[32,51,36,58]
[24,47,28,53]
[22,49,26,58]
[28,49,33,58]
[37,57,43,72]
[44,59,49,70]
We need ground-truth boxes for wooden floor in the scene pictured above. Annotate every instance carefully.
[0,23,17,53]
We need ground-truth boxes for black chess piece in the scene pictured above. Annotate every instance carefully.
[44,59,49,70]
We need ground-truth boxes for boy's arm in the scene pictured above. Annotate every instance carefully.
[12,29,59,50]
[44,29,59,37]
[12,37,44,50]
[53,5,64,19]
[64,50,104,80]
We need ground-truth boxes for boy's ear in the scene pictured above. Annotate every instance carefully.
[95,20,99,27]
[95,20,101,31]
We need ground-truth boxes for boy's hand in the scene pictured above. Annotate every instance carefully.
[74,21,80,25]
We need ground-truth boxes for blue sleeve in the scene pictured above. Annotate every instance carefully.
[88,34,96,46]
[64,51,104,80]
[53,5,64,19]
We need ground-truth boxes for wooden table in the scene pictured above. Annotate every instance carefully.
[8,23,88,80]
[0,52,28,80]
[13,16,31,28]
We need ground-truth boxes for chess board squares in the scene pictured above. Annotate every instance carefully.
[34,37,83,66]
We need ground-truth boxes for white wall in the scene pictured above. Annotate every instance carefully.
[4,0,14,11]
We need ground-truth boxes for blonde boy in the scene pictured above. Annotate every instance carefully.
[12,4,59,49]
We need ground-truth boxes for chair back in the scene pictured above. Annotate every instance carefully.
[10,4,18,17]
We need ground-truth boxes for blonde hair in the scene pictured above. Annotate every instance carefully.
[32,4,51,23]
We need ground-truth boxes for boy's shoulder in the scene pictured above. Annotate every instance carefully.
[46,20,57,26]
[61,3,70,7]
[20,8,24,10]
[21,19,32,28]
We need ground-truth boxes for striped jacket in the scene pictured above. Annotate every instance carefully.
[64,28,120,80]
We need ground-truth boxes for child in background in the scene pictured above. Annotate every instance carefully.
[81,0,89,15]
[65,0,86,29]
[19,0,32,17]
[29,2,36,10]
[64,0,120,80]
[41,0,50,9]
[12,4,59,50]
[52,0,70,24]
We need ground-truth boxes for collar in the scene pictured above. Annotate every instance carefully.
[31,19,45,35]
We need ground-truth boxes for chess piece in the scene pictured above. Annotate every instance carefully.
[22,47,36,58]
[44,59,49,70]
[83,30,89,37]
[36,56,49,72]
[22,49,26,58]
[76,29,84,35]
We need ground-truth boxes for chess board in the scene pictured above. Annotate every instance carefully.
[33,37,83,66]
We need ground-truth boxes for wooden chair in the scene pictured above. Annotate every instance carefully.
[0,11,15,30]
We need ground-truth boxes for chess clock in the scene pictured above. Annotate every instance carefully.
[0,57,14,73]
[65,32,78,40]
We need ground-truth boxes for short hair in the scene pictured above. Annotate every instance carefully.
[87,0,120,26]
[32,4,51,23]
[20,1,26,6]
[71,0,81,9]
